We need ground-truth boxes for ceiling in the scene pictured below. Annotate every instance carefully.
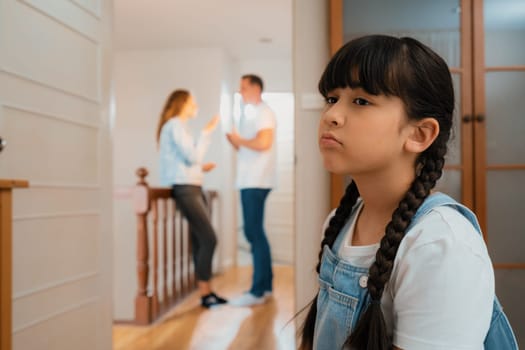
[113,0,293,60]
[114,1,524,60]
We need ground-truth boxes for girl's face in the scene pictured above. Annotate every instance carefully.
[318,87,413,176]
[181,95,198,118]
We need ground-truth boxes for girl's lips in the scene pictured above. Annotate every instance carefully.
[320,132,342,147]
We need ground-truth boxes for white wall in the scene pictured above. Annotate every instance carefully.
[234,58,293,92]
[112,47,237,320]
[0,0,113,348]
[293,0,331,316]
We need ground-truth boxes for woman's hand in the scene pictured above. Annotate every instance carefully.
[204,115,220,133]
[202,162,216,172]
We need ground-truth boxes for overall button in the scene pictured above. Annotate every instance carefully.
[359,275,368,288]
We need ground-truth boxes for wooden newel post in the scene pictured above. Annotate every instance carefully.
[133,168,151,325]
[1,179,29,350]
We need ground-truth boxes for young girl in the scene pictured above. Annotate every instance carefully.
[300,35,517,349]
[157,89,227,308]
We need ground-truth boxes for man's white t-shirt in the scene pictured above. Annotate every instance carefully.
[236,102,277,189]
[323,199,494,350]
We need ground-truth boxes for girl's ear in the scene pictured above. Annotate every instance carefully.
[404,117,440,153]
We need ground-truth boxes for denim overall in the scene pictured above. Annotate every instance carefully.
[313,192,518,350]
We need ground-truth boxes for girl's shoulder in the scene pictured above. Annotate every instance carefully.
[401,206,489,259]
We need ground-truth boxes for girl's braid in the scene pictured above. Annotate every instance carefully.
[300,181,360,350]
[346,139,448,350]
[317,181,360,272]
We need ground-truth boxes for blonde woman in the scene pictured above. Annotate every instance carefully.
[157,89,226,308]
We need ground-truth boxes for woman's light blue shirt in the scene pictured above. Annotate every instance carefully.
[159,118,211,186]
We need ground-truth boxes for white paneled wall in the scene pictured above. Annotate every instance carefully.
[0,0,113,349]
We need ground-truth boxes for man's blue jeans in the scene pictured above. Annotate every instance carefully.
[240,188,273,297]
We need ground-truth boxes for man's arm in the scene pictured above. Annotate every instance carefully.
[227,128,274,152]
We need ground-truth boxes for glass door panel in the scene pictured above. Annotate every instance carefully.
[486,170,525,264]
[481,1,525,346]
[485,72,525,164]
[343,0,462,67]
[484,0,525,66]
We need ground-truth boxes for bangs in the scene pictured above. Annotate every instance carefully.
[319,36,406,97]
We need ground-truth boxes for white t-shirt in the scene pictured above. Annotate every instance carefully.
[323,199,494,350]
[236,102,277,189]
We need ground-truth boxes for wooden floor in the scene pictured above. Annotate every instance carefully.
[113,265,296,350]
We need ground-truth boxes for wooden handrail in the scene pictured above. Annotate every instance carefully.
[132,168,218,325]
[1,179,28,350]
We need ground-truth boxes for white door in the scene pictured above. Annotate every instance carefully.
[0,0,113,349]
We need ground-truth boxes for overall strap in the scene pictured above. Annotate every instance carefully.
[409,192,482,236]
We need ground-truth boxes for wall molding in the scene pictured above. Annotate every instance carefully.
[68,0,101,20]
[0,67,100,105]
[18,0,98,44]
[13,211,100,221]
[2,103,99,130]
[13,296,99,333]
[13,271,98,300]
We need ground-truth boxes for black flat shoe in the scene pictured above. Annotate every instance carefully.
[201,292,228,308]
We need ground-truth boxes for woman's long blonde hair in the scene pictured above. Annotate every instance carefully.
[156,89,190,142]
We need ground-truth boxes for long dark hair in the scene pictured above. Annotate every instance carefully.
[300,35,454,350]
[156,89,190,143]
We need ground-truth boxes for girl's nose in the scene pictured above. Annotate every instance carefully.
[322,107,344,127]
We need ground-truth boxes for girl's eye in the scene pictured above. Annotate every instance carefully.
[354,97,370,106]
[325,96,338,104]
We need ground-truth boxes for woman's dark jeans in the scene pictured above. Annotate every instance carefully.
[172,185,217,281]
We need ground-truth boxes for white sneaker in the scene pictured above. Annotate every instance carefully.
[229,293,266,307]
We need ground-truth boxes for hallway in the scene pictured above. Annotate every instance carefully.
[113,265,296,350]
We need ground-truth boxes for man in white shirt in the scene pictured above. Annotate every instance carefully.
[226,74,277,306]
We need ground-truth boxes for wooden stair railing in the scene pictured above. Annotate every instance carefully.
[1,179,29,350]
[132,168,218,325]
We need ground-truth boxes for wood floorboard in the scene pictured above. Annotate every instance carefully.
[113,265,296,350]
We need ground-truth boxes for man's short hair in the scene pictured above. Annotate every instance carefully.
[242,74,264,92]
